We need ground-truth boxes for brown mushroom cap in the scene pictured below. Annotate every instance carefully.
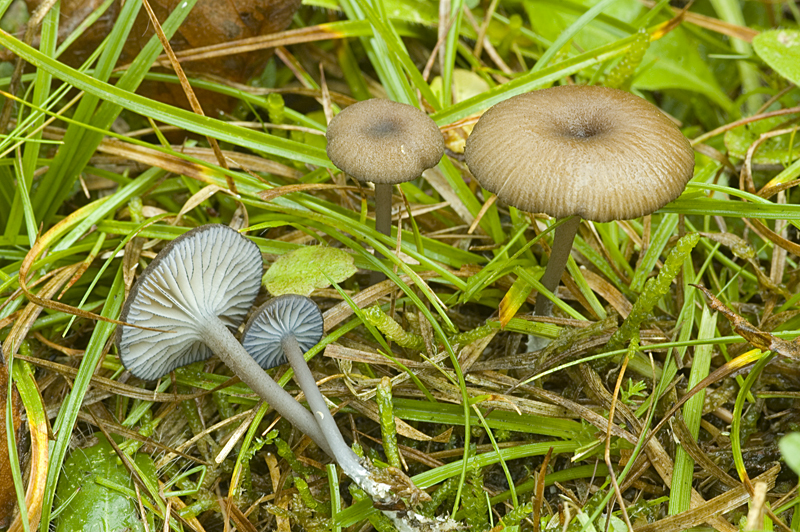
[326,99,445,184]
[464,86,695,223]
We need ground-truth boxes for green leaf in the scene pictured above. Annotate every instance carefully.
[780,433,800,475]
[753,29,800,85]
[262,246,357,296]
[43,267,125,531]
[55,434,156,532]
[634,27,734,112]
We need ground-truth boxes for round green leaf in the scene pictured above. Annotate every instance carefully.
[754,29,800,85]
[263,246,357,296]
[55,435,156,532]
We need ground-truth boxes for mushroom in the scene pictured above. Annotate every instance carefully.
[465,86,695,320]
[116,224,332,456]
[242,295,462,531]
[118,225,459,531]
[241,295,369,486]
[326,99,444,282]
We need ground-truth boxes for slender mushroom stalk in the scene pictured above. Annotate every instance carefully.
[195,318,334,457]
[326,99,444,284]
[373,182,394,241]
[243,295,458,531]
[242,296,385,493]
[116,224,332,457]
[533,215,581,318]
[465,86,695,342]
[281,335,366,476]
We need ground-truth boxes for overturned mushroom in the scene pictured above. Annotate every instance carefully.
[116,224,332,455]
[117,226,457,531]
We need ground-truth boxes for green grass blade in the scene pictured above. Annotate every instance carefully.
[40,266,125,531]
[33,0,144,222]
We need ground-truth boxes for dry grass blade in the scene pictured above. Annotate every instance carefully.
[694,285,800,358]
[669,416,741,489]
[633,466,779,532]
[605,355,633,531]
[97,139,228,185]
[640,0,759,42]
[532,446,553,532]
[348,398,447,442]
[580,268,632,318]
[691,106,800,145]
[3,264,79,355]
[14,354,213,403]
[149,22,364,65]
[744,218,800,259]
[258,183,362,202]
[744,481,769,531]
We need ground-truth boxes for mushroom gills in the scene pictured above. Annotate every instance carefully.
[117,224,333,457]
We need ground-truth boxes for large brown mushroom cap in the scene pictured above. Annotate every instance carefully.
[464,86,695,223]
[326,99,444,184]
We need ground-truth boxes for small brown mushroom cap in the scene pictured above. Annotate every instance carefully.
[464,86,695,223]
[326,99,445,184]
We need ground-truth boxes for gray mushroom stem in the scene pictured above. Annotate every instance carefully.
[280,334,382,496]
[533,215,581,317]
[371,183,394,284]
[374,183,394,238]
[197,315,334,458]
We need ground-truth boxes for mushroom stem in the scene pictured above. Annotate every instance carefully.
[371,183,394,284]
[280,335,377,492]
[374,183,393,237]
[533,215,581,317]
[197,315,334,458]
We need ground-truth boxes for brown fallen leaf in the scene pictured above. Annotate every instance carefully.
[258,183,362,202]
[26,0,302,114]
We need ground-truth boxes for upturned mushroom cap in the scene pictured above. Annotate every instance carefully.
[117,224,262,380]
[241,294,324,369]
[326,99,445,184]
[464,86,695,223]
